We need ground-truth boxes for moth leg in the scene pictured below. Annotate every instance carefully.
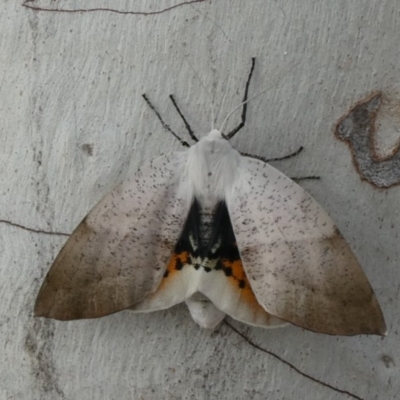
[240,146,304,163]
[291,176,321,181]
[169,95,199,142]
[241,147,321,180]
[142,94,190,148]
[226,57,256,139]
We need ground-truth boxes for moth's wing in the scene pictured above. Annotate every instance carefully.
[226,157,386,336]
[34,152,193,320]
[198,202,287,328]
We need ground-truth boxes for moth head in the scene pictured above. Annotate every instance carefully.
[206,129,223,140]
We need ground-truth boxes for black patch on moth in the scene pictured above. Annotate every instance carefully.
[171,199,244,287]
[209,202,244,286]
[174,198,202,258]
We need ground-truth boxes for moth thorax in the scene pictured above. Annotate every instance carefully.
[186,133,241,202]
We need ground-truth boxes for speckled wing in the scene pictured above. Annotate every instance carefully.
[226,157,386,336]
[34,152,192,320]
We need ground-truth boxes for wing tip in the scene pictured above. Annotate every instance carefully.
[376,321,388,337]
[33,301,54,319]
[34,295,73,321]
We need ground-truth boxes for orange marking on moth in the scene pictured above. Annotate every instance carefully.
[220,258,261,308]
[156,251,191,290]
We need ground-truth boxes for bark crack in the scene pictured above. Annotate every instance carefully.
[224,321,364,400]
[22,0,208,15]
[0,219,69,236]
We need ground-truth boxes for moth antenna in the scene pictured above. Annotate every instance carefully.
[219,60,300,136]
[178,49,216,131]
[224,58,256,140]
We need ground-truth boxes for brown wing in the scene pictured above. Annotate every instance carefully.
[35,152,192,320]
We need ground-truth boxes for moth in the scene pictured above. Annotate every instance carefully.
[35,59,386,336]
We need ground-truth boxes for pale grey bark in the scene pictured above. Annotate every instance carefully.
[0,1,398,399]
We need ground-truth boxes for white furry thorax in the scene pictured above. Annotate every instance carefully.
[185,129,241,207]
